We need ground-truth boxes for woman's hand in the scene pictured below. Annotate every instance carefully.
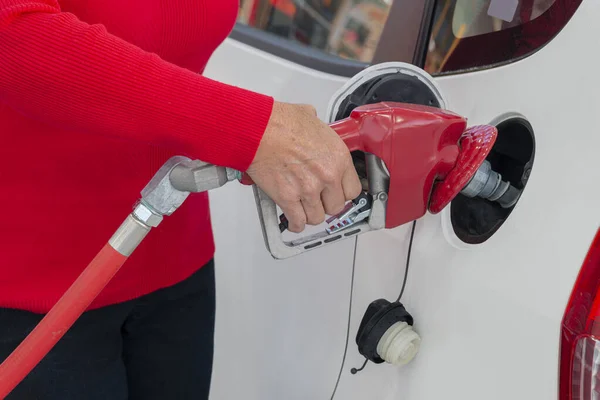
[246,101,362,233]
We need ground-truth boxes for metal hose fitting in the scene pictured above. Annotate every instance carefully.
[460,160,521,208]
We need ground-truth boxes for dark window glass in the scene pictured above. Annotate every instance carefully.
[425,0,583,74]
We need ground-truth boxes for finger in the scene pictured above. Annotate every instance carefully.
[321,181,346,216]
[279,201,307,233]
[301,195,326,226]
[341,165,363,200]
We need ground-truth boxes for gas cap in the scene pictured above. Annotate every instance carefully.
[355,299,421,366]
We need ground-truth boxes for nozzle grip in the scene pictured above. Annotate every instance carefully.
[330,117,362,152]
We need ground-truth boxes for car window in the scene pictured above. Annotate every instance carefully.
[237,0,393,63]
[451,0,555,38]
[424,0,581,74]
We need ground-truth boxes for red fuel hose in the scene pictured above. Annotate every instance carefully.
[0,244,128,399]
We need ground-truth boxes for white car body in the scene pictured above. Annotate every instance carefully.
[202,1,600,398]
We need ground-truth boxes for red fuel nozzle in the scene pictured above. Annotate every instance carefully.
[330,102,497,229]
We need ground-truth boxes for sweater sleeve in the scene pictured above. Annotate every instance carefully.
[0,0,274,171]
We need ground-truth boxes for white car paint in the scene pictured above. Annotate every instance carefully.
[204,41,354,400]
[203,1,600,398]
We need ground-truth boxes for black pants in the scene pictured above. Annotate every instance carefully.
[0,260,215,400]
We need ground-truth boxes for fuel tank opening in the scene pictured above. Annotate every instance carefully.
[450,114,535,244]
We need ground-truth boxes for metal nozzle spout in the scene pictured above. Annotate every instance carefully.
[461,160,521,208]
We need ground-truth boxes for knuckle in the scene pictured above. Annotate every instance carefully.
[313,162,339,185]
[301,195,320,207]
[300,180,321,196]
[279,190,300,205]
[288,216,306,233]
[320,168,338,185]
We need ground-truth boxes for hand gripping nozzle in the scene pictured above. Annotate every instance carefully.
[252,101,499,259]
[131,102,501,261]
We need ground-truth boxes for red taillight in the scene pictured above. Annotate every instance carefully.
[560,229,600,399]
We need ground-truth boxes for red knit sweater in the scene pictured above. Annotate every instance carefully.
[0,0,274,313]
